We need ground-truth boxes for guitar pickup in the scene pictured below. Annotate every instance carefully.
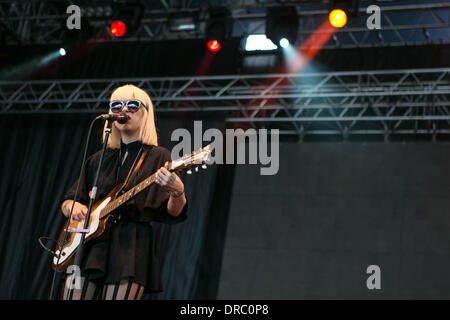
[65,227,90,234]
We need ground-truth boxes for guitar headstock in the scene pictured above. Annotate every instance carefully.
[170,144,212,174]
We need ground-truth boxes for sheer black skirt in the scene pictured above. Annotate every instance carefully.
[78,216,163,294]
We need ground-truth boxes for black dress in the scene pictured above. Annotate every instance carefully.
[61,140,188,294]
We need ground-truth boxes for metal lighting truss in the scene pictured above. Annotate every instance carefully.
[1,68,449,138]
[0,1,449,48]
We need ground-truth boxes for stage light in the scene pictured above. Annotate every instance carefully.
[112,1,143,37]
[279,38,290,48]
[244,34,277,51]
[59,48,66,56]
[266,6,299,48]
[328,0,360,28]
[205,7,231,52]
[110,20,126,37]
[169,13,197,32]
[207,40,221,53]
[329,9,347,28]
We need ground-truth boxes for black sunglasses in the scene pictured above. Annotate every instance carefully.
[109,100,147,113]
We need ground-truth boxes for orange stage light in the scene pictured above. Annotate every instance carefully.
[329,9,347,28]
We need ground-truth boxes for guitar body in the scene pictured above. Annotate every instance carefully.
[52,184,124,272]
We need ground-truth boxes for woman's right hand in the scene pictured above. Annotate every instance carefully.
[62,200,88,223]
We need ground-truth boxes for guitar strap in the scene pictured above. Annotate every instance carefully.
[117,148,148,196]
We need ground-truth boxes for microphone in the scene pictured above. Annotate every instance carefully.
[96,113,129,124]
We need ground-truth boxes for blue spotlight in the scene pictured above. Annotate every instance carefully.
[279,38,289,48]
[59,48,66,56]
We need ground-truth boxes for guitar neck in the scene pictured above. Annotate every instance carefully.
[96,144,211,219]
[99,171,158,219]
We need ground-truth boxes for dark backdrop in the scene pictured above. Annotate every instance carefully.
[219,142,450,299]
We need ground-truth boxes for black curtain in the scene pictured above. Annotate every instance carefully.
[0,112,234,299]
[2,41,448,81]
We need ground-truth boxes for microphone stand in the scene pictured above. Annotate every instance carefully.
[65,119,113,300]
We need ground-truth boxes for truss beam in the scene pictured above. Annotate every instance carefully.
[1,68,449,137]
[0,1,449,49]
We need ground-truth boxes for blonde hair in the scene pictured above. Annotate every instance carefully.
[102,84,158,149]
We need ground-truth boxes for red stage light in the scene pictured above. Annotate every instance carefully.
[110,20,126,37]
[207,40,221,52]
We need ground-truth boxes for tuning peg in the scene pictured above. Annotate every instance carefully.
[195,166,199,172]
[202,164,207,169]
[187,169,192,175]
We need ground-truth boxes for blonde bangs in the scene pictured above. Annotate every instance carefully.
[102,84,158,148]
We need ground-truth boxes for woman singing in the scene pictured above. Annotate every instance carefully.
[59,84,188,300]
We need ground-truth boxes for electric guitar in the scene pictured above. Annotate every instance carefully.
[52,144,212,272]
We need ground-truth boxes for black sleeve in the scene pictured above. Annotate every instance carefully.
[142,147,189,224]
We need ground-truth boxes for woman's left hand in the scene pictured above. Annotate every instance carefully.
[155,161,184,196]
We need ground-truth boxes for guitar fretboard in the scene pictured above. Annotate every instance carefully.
[99,172,158,219]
